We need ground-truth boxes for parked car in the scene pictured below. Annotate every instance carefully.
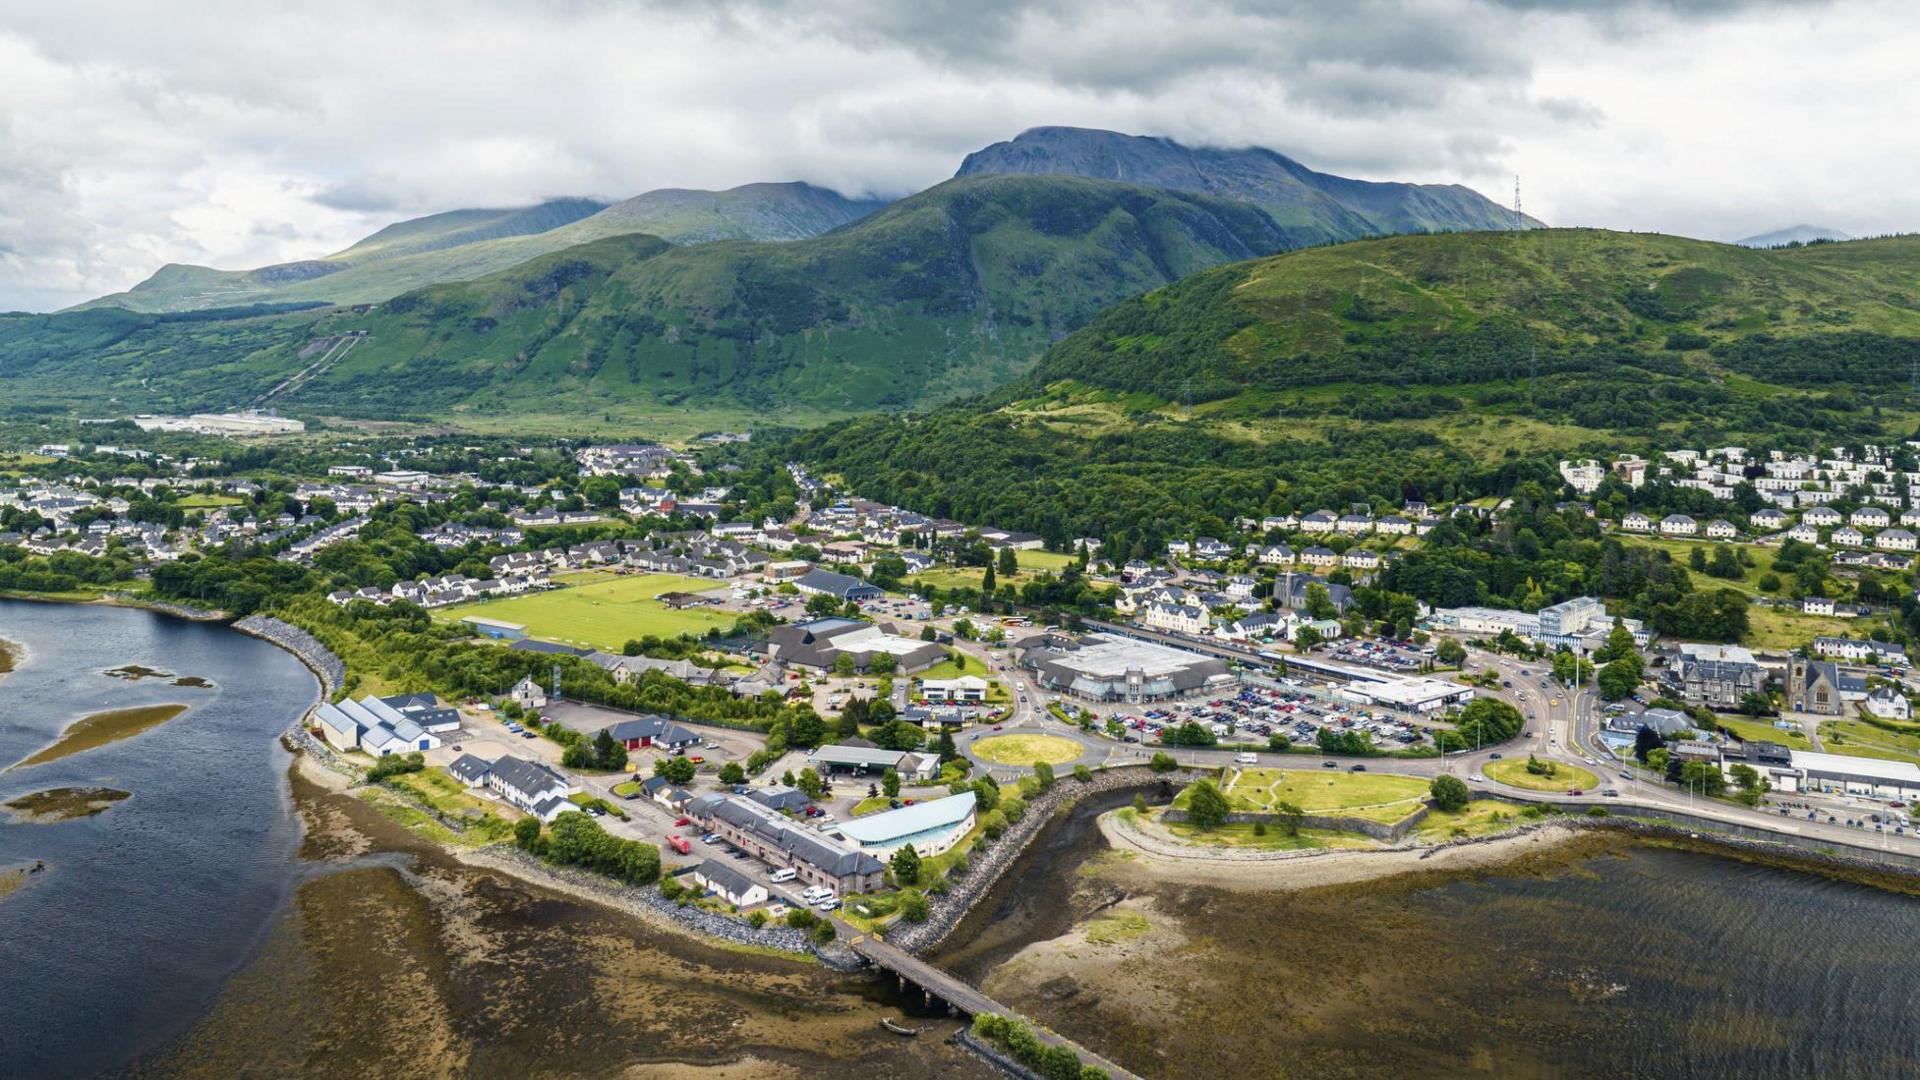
[770,868,797,883]
[1322,760,1337,769]
[1234,752,1258,765]
[674,816,692,827]
[1349,764,1367,772]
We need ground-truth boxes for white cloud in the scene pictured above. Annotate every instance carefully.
[0,0,1912,311]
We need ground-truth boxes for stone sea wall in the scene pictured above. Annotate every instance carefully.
[234,614,344,699]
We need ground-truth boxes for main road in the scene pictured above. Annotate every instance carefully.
[960,642,1920,862]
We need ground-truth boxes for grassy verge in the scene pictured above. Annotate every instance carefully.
[1483,758,1600,792]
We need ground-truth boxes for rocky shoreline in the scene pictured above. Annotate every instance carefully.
[234,614,344,699]
[457,845,869,970]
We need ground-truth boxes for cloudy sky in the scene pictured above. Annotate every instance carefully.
[1,0,1913,310]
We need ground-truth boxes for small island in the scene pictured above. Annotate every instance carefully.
[9,704,188,770]
[6,787,131,823]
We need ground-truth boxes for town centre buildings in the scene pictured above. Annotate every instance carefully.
[1016,633,1236,702]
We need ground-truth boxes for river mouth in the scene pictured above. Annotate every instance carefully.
[934,788,1920,1079]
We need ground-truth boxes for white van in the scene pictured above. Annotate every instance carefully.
[770,868,797,884]
[1234,752,1258,765]
[802,885,832,902]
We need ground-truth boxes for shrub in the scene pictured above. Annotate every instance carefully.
[1073,764,1093,783]
[1429,774,1471,812]
[747,910,768,929]
[367,751,425,781]
[786,908,818,930]
[898,890,931,923]
[1149,752,1178,773]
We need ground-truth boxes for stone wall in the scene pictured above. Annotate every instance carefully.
[1161,805,1430,842]
[234,614,345,699]
[467,846,865,969]
[886,766,1207,956]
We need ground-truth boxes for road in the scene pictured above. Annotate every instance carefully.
[958,644,1920,862]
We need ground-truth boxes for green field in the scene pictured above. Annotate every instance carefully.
[972,733,1085,766]
[1159,818,1371,850]
[176,493,246,509]
[1483,758,1600,792]
[1205,767,1431,824]
[436,573,735,650]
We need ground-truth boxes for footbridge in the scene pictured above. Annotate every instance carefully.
[844,928,1145,1080]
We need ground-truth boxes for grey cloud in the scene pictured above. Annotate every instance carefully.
[310,179,403,212]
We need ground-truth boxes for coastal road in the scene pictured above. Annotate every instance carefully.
[957,648,1920,863]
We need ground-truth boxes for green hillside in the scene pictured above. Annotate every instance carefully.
[0,174,1296,420]
[1033,228,1920,402]
[776,229,1920,553]
[75,184,886,314]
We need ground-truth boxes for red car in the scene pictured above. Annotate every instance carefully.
[1568,789,1585,796]
[993,724,1004,731]
[674,816,691,827]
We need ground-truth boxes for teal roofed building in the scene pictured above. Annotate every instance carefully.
[837,791,977,858]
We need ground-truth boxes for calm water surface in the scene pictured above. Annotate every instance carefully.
[937,787,1920,1078]
[0,600,319,1078]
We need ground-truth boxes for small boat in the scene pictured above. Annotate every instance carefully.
[882,1018,926,1036]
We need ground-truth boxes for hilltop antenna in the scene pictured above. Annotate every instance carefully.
[1512,174,1523,231]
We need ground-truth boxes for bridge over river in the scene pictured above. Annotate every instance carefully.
[843,927,1145,1080]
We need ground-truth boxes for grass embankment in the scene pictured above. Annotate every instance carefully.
[1411,799,1534,842]
[378,770,517,844]
[1160,818,1372,851]
[971,733,1084,766]
[1818,716,1920,765]
[433,572,734,650]
[1483,758,1600,792]
[8,704,189,770]
[1200,767,1431,824]
[851,796,893,817]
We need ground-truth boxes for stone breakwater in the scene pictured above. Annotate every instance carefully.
[886,766,1209,956]
[233,615,344,699]
[463,846,866,970]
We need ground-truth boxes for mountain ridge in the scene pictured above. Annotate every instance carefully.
[957,126,1537,243]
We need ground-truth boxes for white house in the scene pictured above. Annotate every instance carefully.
[692,860,769,907]
[1877,528,1918,552]
[1660,514,1698,537]
[510,676,548,710]
[1832,526,1866,548]
[483,755,578,820]
[1786,523,1820,543]
[1852,507,1893,528]
[1865,686,1913,722]
[1299,511,1338,534]
[1142,601,1208,636]
[1341,549,1380,571]
[1705,519,1737,540]
[1301,546,1338,569]
[1801,596,1836,616]
[1805,506,1843,527]
[1622,511,1654,532]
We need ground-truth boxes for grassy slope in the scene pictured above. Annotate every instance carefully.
[299,175,1299,416]
[1031,228,1920,398]
[74,187,884,314]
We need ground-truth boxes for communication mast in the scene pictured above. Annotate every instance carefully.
[1512,174,1524,231]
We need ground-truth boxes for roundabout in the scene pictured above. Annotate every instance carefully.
[971,732,1087,767]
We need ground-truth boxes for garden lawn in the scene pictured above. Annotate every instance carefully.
[1483,757,1600,792]
[972,733,1084,766]
[433,573,735,650]
[1715,715,1811,746]
[1200,767,1431,824]
[851,796,893,817]
[918,652,990,681]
